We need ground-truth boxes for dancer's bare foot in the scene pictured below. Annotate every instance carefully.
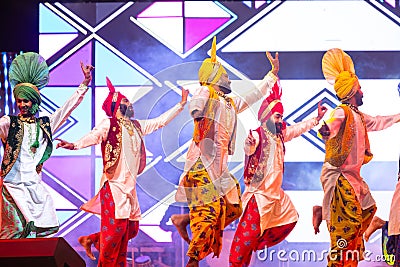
[312,205,323,234]
[78,235,96,260]
[186,257,199,267]
[364,216,386,242]
[171,214,191,244]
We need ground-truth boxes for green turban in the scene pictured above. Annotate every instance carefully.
[13,84,41,114]
[9,52,49,114]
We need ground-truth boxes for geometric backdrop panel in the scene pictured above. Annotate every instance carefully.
[37,1,400,266]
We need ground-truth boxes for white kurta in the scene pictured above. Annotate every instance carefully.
[242,118,318,233]
[389,179,400,236]
[0,84,89,228]
[75,103,184,220]
[176,72,277,203]
[320,107,400,220]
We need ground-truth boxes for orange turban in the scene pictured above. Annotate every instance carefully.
[334,71,358,101]
[322,48,358,102]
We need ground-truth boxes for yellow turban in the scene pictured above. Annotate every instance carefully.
[322,48,358,102]
[198,36,227,85]
[334,71,358,101]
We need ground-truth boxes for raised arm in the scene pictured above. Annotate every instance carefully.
[267,51,279,77]
[139,88,188,136]
[284,100,328,142]
[234,52,279,113]
[56,118,110,150]
[49,61,94,133]
[363,112,400,132]
[189,86,209,119]
[318,107,345,141]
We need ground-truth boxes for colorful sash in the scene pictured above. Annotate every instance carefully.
[192,85,237,155]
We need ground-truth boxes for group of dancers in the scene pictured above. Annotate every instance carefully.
[0,38,399,267]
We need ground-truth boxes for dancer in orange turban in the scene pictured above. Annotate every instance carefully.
[315,48,400,267]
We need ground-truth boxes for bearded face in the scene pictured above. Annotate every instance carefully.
[275,121,283,134]
[216,73,231,94]
[354,89,364,107]
[119,99,134,118]
[265,112,284,134]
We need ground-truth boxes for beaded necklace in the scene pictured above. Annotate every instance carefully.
[215,90,232,109]
[18,114,35,124]
[18,115,40,155]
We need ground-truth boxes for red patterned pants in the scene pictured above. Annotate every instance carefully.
[229,195,296,267]
[88,182,139,267]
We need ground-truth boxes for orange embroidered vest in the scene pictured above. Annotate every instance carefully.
[325,104,372,167]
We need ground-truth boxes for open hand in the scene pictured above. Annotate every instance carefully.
[80,61,95,86]
[266,51,279,76]
[317,100,328,122]
[181,87,189,105]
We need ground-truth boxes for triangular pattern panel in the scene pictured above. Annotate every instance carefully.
[136,17,184,53]
[39,3,78,33]
[39,33,79,60]
[138,1,183,17]
[184,1,232,17]
[45,156,93,200]
[185,18,230,52]
[94,41,150,86]
[48,41,93,86]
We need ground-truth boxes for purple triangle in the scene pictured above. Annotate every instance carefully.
[184,18,230,52]
[45,156,93,199]
[48,41,92,86]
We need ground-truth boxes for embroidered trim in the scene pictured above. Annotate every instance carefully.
[18,114,35,124]
[1,116,52,177]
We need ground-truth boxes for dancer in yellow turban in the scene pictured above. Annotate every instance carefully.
[172,36,280,267]
[314,48,400,267]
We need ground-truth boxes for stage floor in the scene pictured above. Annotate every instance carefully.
[75,229,390,267]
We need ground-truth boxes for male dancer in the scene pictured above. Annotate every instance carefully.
[317,48,400,266]
[0,52,93,238]
[57,77,188,266]
[229,80,327,266]
[173,37,280,267]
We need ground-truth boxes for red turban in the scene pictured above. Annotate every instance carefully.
[258,79,283,122]
[102,77,127,117]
